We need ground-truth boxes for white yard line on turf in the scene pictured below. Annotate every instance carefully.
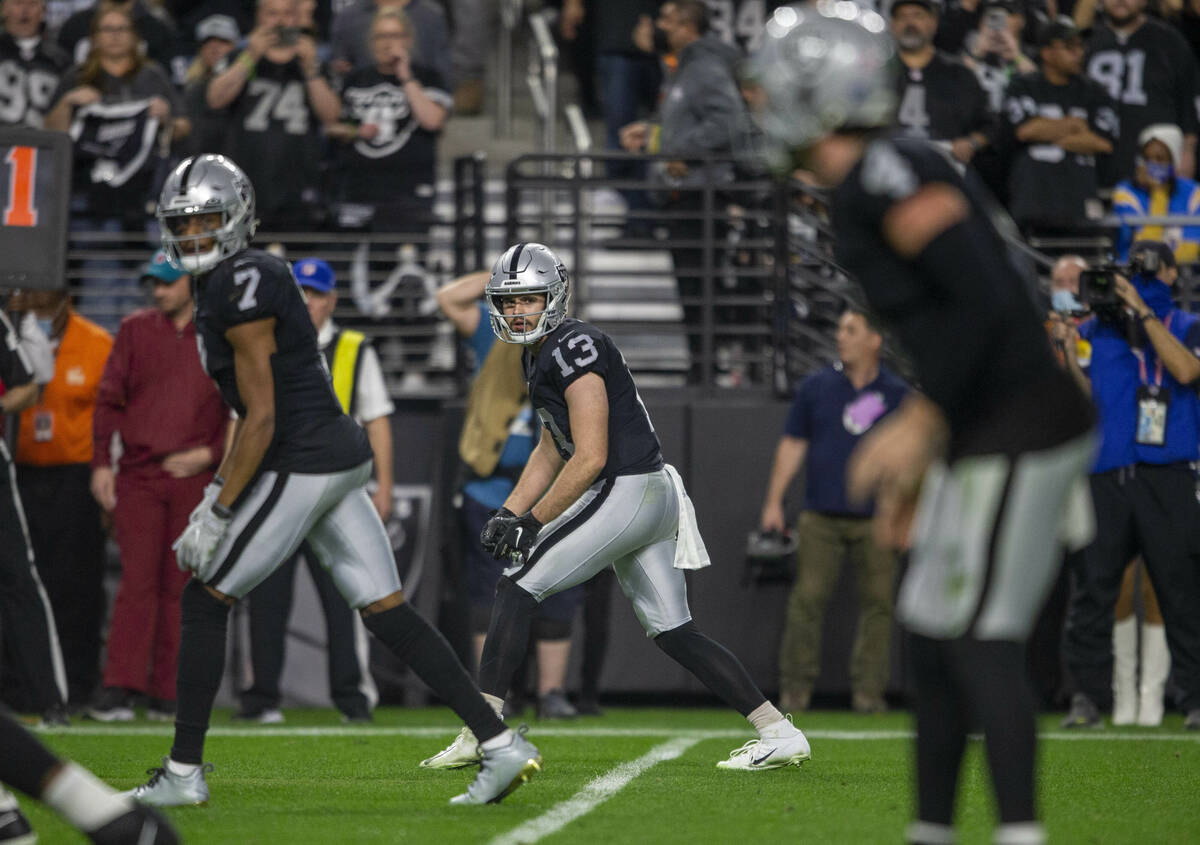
[489,736,702,845]
[35,725,1200,742]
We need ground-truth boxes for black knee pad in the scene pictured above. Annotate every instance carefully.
[532,616,572,641]
[181,579,232,627]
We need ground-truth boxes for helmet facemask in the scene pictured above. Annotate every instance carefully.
[160,205,252,274]
[485,244,571,344]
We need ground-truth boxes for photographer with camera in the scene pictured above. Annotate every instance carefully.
[1062,239,1200,730]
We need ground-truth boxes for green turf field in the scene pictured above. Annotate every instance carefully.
[23,707,1200,844]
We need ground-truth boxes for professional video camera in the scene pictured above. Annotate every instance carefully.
[1077,249,1162,319]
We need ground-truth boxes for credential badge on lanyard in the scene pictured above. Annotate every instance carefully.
[1134,313,1173,447]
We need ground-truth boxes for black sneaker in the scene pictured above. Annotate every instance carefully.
[0,807,35,845]
[40,703,71,728]
[340,705,373,724]
[1062,692,1102,728]
[537,689,578,720]
[87,688,133,723]
[575,698,604,716]
[231,705,283,724]
[88,804,179,844]
[145,699,175,722]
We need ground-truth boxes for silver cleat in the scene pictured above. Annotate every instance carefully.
[420,726,482,769]
[121,759,213,807]
[449,729,541,805]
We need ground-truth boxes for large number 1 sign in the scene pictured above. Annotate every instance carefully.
[4,145,37,227]
[0,126,71,289]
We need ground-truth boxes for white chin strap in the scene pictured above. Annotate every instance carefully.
[178,245,222,274]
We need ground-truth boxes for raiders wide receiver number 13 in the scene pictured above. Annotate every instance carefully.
[419,242,812,774]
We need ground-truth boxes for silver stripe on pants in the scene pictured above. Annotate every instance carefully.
[209,461,401,607]
[512,469,692,637]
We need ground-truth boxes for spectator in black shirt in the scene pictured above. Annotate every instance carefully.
[206,0,340,232]
[180,14,238,158]
[327,5,449,234]
[0,0,70,127]
[44,2,185,326]
[1005,20,1117,234]
[56,0,177,71]
[891,0,994,165]
[961,0,1036,113]
[1086,0,1200,185]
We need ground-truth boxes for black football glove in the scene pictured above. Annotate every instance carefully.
[493,512,543,565]
[480,507,517,555]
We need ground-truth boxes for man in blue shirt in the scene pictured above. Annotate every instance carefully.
[432,270,586,725]
[1063,240,1200,731]
[760,308,908,713]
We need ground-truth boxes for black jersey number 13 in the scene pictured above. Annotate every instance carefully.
[551,334,599,377]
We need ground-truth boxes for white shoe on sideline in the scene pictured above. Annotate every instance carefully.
[420,726,482,769]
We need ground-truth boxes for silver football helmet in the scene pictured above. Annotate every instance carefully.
[485,243,570,344]
[746,2,897,164]
[157,155,257,274]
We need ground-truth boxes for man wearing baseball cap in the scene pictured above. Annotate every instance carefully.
[236,257,395,723]
[88,250,227,722]
[890,0,994,165]
[182,15,240,158]
[1002,17,1117,235]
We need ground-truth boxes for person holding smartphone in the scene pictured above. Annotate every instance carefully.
[205,0,340,232]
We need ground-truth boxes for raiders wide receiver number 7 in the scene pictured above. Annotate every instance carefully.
[419,242,811,773]
[122,154,539,809]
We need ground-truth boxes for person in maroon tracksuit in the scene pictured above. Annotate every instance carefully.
[87,251,228,721]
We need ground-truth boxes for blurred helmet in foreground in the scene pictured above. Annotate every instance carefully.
[746,2,897,166]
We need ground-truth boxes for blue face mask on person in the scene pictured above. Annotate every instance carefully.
[36,317,53,337]
[1051,288,1084,314]
[1143,159,1174,184]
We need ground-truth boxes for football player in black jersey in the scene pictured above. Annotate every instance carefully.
[749,5,1096,844]
[419,242,811,773]
[121,155,540,808]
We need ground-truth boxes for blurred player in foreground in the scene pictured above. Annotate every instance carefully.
[747,5,1096,843]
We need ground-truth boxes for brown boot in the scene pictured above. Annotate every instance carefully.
[454,79,484,115]
[852,692,888,714]
[779,688,811,713]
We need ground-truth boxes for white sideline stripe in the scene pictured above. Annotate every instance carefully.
[33,725,1200,742]
[489,737,702,845]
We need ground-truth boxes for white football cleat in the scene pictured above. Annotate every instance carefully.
[122,759,213,806]
[717,717,810,771]
[420,726,482,769]
[449,729,541,805]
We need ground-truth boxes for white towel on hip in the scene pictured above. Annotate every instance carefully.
[664,464,710,570]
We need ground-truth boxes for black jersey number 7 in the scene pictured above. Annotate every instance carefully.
[551,334,599,377]
[234,267,260,311]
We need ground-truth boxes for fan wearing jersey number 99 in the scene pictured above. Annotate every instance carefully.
[420,242,812,774]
